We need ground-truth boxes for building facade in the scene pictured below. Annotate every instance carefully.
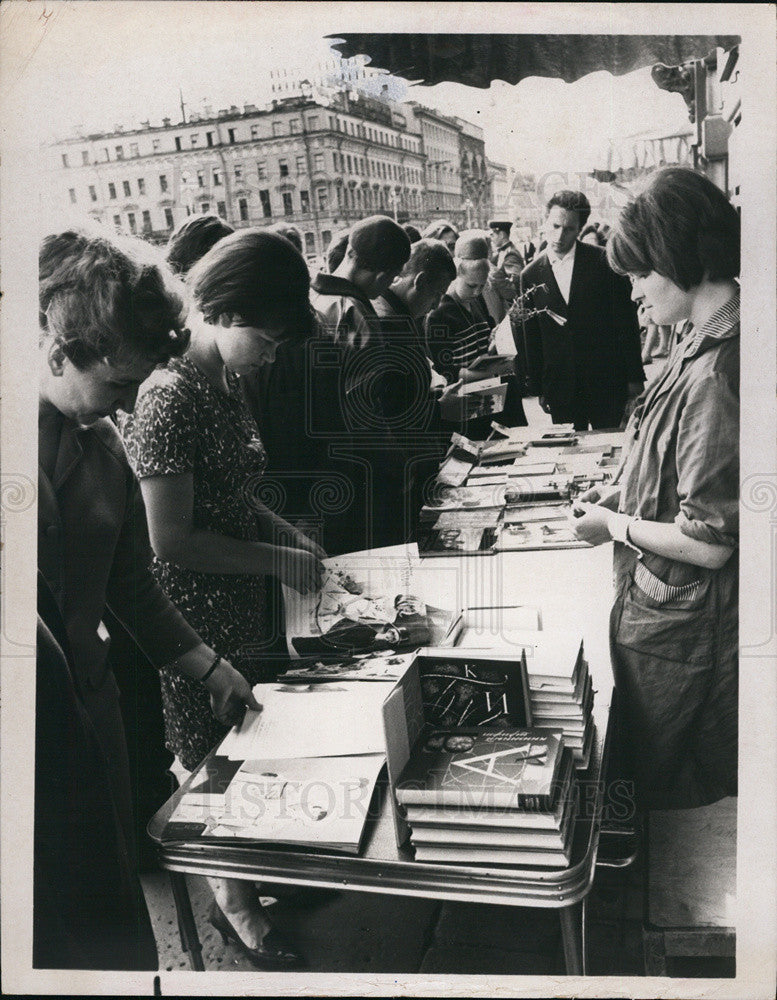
[48,91,427,259]
[455,118,491,230]
[405,103,464,225]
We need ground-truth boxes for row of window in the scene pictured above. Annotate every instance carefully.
[111,206,175,235]
[59,113,422,167]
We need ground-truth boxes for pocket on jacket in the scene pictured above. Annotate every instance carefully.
[615,563,713,665]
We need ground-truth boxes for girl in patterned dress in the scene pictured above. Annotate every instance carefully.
[121,229,325,968]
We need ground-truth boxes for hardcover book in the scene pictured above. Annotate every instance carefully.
[395,728,565,810]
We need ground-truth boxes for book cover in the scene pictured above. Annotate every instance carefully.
[417,525,498,557]
[495,520,583,552]
[411,838,572,867]
[163,753,385,853]
[414,650,532,730]
[396,728,564,810]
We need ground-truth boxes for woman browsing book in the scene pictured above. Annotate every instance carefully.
[569,168,739,811]
[120,229,326,969]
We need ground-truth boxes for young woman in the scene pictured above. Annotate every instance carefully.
[120,229,326,968]
[570,167,740,810]
[36,227,260,969]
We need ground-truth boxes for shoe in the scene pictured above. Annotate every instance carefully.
[207,900,304,970]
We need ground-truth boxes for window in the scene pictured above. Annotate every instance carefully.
[217,200,227,218]
[113,214,121,228]
[239,197,249,221]
[313,152,324,172]
[234,164,243,182]
[68,188,77,204]
[251,125,260,141]
[206,132,214,147]
[137,177,146,195]
[213,169,222,186]
[81,150,89,165]
[259,189,271,218]
[103,148,110,161]
[346,154,352,173]
[130,143,139,158]
[257,160,266,180]
[159,174,168,192]
[282,192,293,216]
[200,201,210,213]
[272,121,285,137]
[115,145,124,159]
[142,210,151,232]
[279,159,289,178]
[127,212,137,233]
[304,232,315,255]
[190,134,199,147]
[322,229,332,249]
[300,190,310,213]
[317,187,328,211]
[296,155,306,174]
[228,128,237,143]
[123,180,131,197]
[61,153,69,168]
[307,116,319,130]
[289,119,300,134]
[175,137,182,151]
[152,139,161,152]
[197,170,204,188]
[108,182,117,199]
[164,207,174,229]
[89,185,97,202]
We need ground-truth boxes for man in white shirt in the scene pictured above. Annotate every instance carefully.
[519,191,644,429]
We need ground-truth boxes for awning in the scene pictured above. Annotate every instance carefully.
[329,34,740,88]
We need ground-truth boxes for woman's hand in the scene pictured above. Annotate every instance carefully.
[290,529,327,561]
[203,658,262,729]
[577,483,621,509]
[439,379,480,423]
[568,502,615,546]
[275,546,325,594]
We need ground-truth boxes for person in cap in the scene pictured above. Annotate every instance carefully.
[519,189,644,429]
[484,219,524,324]
[310,214,411,350]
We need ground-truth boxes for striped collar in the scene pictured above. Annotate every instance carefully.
[683,287,740,358]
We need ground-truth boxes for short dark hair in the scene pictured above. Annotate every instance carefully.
[400,239,456,284]
[268,222,303,254]
[546,190,591,229]
[403,224,422,244]
[607,168,740,290]
[166,214,234,276]
[188,228,312,337]
[40,227,189,370]
[421,220,459,242]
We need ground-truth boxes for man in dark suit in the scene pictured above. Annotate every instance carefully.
[519,191,644,429]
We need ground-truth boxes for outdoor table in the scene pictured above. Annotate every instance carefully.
[148,540,617,975]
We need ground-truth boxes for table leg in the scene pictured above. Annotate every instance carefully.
[169,871,204,971]
[559,901,585,975]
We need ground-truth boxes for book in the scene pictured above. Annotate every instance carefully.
[414,650,532,730]
[276,649,419,684]
[395,728,565,810]
[417,525,498,557]
[467,462,557,479]
[502,503,569,524]
[162,753,385,853]
[432,507,502,531]
[410,839,572,867]
[495,520,583,551]
[420,483,509,515]
[402,790,566,831]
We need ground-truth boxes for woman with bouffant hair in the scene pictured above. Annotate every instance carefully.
[120,228,324,968]
[37,227,260,969]
[571,168,740,811]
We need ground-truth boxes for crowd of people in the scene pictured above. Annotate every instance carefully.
[35,167,740,971]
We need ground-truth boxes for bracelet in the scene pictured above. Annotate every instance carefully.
[200,654,222,684]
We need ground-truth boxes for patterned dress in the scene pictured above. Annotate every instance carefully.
[121,356,275,770]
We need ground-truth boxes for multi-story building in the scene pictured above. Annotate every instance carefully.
[48,91,427,260]
[455,117,491,230]
[405,103,464,224]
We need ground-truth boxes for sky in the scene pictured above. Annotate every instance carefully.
[1,2,692,178]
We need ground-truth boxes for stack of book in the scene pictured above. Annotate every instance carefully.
[520,630,595,768]
[395,728,577,866]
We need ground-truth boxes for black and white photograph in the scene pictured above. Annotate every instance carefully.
[0,3,775,997]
